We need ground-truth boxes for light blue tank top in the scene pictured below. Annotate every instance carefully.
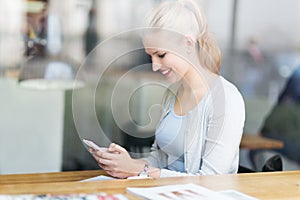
[155,99,187,172]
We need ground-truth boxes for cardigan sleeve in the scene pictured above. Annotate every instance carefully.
[198,81,245,175]
[142,140,168,168]
[142,141,193,177]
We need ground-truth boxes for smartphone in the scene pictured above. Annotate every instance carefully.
[82,139,107,152]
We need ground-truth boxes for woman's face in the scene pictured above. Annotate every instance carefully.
[144,48,190,83]
[142,31,198,84]
[143,33,194,84]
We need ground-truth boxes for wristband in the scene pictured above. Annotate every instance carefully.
[138,164,149,177]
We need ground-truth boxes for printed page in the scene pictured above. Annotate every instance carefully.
[127,183,235,200]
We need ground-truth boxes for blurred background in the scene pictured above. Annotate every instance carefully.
[0,0,300,174]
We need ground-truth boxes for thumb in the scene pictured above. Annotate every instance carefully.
[108,143,126,153]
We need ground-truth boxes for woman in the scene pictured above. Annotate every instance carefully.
[90,0,245,178]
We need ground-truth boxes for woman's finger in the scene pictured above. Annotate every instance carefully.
[105,170,114,177]
[96,156,114,166]
[91,152,102,161]
[88,147,96,154]
[108,143,126,153]
[99,163,110,171]
[94,151,120,160]
[99,165,113,175]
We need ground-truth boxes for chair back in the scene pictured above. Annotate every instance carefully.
[262,154,283,172]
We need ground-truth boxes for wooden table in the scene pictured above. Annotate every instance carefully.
[240,134,284,149]
[1,170,300,199]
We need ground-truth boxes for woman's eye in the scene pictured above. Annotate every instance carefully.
[158,53,166,58]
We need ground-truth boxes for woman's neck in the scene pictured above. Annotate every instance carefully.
[181,65,214,97]
[174,64,218,116]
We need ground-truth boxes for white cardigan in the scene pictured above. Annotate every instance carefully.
[143,76,245,177]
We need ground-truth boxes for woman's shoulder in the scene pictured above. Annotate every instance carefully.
[220,76,243,100]
[219,76,240,92]
[209,76,239,94]
[209,76,245,108]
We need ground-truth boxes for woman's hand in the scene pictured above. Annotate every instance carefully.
[89,143,144,178]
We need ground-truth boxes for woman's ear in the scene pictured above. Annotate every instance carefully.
[184,35,196,54]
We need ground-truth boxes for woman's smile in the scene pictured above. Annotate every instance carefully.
[160,68,172,78]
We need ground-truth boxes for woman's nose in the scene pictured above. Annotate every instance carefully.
[152,62,161,72]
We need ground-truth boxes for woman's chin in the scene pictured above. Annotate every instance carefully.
[163,73,181,84]
[166,77,179,84]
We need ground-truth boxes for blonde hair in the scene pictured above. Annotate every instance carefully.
[147,0,221,74]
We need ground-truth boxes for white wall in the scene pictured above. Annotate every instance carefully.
[94,0,300,51]
[201,0,300,51]
[235,0,300,51]
[0,0,24,68]
[0,79,64,174]
[202,0,233,48]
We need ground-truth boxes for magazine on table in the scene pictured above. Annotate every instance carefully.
[126,183,258,200]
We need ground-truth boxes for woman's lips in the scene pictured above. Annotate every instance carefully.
[160,68,172,78]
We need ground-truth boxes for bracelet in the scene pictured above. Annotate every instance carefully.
[138,164,149,177]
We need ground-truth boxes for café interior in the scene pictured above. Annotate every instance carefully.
[0,0,300,199]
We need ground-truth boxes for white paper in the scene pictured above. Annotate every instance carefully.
[219,190,258,200]
[127,183,236,200]
[79,175,116,182]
